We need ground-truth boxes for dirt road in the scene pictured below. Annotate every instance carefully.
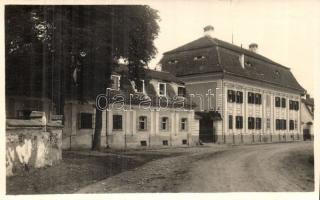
[77,142,313,193]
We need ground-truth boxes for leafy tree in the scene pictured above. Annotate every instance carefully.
[5,5,160,150]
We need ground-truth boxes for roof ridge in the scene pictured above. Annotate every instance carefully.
[163,36,216,55]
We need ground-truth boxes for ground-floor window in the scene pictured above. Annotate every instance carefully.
[276,119,280,130]
[281,119,287,130]
[228,115,233,129]
[236,116,243,129]
[113,114,123,130]
[139,116,147,130]
[289,120,294,130]
[160,117,169,131]
[255,118,262,130]
[79,113,93,129]
[180,118,187,131]
[248,117,255,129]
[276,119,287,130]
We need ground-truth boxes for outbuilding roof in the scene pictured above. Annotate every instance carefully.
[115,64,184,84]
[161,36,305,94]
[145,68,184,84]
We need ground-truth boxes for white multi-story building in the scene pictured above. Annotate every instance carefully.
[161,25,305,144]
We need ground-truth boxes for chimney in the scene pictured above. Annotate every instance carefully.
[203,25,214,37]
[249,43,258,53]
[306,94,310,99]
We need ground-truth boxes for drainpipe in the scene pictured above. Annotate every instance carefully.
[124,132,127,150]
[70,103,72,150]
[106,110,109,148]
[221,79,225,144]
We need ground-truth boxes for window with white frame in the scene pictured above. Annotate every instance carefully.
[236,91,243,103]
[113,114,122,130]
[275,97,281,107]
[281,98,286,108]
[160,117,169,131]
[111,75,120,90]
[255,118,262,130]
[180,118,187,131]
[138,116,147,130]
[289,120,294,130]
[236,116,243,129]
[79,113,93,129]
[228,115,233,129]
[178,87,186,97]
[159,83,166,96]
[193,55,206,60]
[136,80,145,93]
[248,117,255,130]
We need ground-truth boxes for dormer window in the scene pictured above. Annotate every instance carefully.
[168,59,178,64]
[273,70,280,79]
[111,75,120,90]
[245,61,252,67]
[159,83,166,96]
[135,80,145,93]
[193,55,206,61]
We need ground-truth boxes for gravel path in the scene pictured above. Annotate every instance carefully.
[77,142,313,193]
[179,142,314,192]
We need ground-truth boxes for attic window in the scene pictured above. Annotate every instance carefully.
[168,59,178,64]
[273,70,281,79]
[159,83,166,96]
[136,80,145,93]
[131,80,145,93]
[245,61,252,67]
[193,55,206,61]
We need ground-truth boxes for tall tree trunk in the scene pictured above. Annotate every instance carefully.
[92,108,102,150]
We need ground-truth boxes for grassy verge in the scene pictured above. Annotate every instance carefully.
[6,150,175,194]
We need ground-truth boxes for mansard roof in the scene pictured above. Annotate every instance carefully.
[161,36,305,94]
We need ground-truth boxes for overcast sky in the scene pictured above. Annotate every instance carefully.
[147,0,320,96]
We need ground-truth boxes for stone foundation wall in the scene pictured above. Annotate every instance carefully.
[216,133,303,145]
[106,133,199,149]
[6,119,62,176]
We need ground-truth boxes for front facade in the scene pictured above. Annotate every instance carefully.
[161,26,305,144]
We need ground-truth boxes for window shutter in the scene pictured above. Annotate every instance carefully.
[78,113,81,129]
